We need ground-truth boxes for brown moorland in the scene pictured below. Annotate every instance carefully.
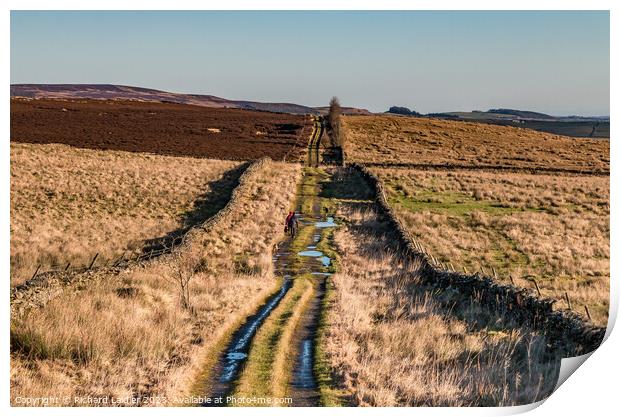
[10,98,311,161]
[344,115,609,173]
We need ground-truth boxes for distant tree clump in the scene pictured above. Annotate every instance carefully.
[327,96,347,165]
[387,106,421,116]
[328,96,342,144]
[328,96,346,146]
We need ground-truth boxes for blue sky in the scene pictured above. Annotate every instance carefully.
[10,11,609,116]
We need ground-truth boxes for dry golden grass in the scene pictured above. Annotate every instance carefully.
[345,115,609,171]
[10,159,302,406]
[10,142,242,286]
[324,208,560,406]
[374,167,609,326]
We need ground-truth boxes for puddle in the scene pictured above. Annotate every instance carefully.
[311,272,332,276]
[298,250,323,258]
[298,249,331,267]
[226,352,247,360]
[219,278,292,383]
[306,245,317,249]
[293,339,316,388]
[315,217,336,228]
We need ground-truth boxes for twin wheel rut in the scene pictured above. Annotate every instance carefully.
[206,166,336,406]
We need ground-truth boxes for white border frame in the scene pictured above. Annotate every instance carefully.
[2,2,616,416]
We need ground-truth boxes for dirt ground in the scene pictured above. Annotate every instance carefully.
[10,98,311,161]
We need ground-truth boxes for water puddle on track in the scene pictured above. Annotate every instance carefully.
[290,215,336,405]
[298,249,332,267]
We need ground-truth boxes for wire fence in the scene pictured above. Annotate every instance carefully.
[15,158,272,292]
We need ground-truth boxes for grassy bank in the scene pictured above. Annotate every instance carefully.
[10,160,302,405]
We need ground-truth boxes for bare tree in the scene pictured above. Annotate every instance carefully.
[169,251,201,310]
[327,96,347,164]
[328,96,342,147]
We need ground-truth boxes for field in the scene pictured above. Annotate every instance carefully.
[9,100,609,407]
[344,115,609,172]
[10,142,242,285]
[10,159,301,405]
[324,207,559,406]
[342,114,609,326]
[10,98,310,161]
[373,168,609,325]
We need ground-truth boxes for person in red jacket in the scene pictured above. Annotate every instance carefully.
[284,211,298,237]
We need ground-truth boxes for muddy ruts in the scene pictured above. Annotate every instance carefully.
[307,117,323,168]
[349,163,606,355]
[206,278,294,403]
[10,158,273,317]
[290,275,327,406]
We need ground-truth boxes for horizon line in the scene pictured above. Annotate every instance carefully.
[9,82,610,118]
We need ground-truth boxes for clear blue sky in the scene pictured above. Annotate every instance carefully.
[11,11,609,116]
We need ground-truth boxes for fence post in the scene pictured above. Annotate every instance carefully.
[64,262,71,271]
[531,278,542,297]
[88,253,99,270]
[31,265,41,280]
[509,275,516,286]
[564,291,572,310]
[584,305,592,321]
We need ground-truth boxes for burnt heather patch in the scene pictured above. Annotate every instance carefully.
[11,98,311,161]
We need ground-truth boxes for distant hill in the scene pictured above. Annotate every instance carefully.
[10,84,370,115]
[486,108,555,120]
[314,106,372,116]
[388,106,609,138]
[427,108,608,123]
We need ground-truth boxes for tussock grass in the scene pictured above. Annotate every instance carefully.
[345,115,609,171]
[324,208,560,406]
[10,142,242,285]
[374,168,609,325]
[10,160,302,406]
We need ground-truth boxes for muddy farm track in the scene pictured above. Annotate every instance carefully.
[10,99,311,161]
[204,164,338,406]
[307,116,323,167]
